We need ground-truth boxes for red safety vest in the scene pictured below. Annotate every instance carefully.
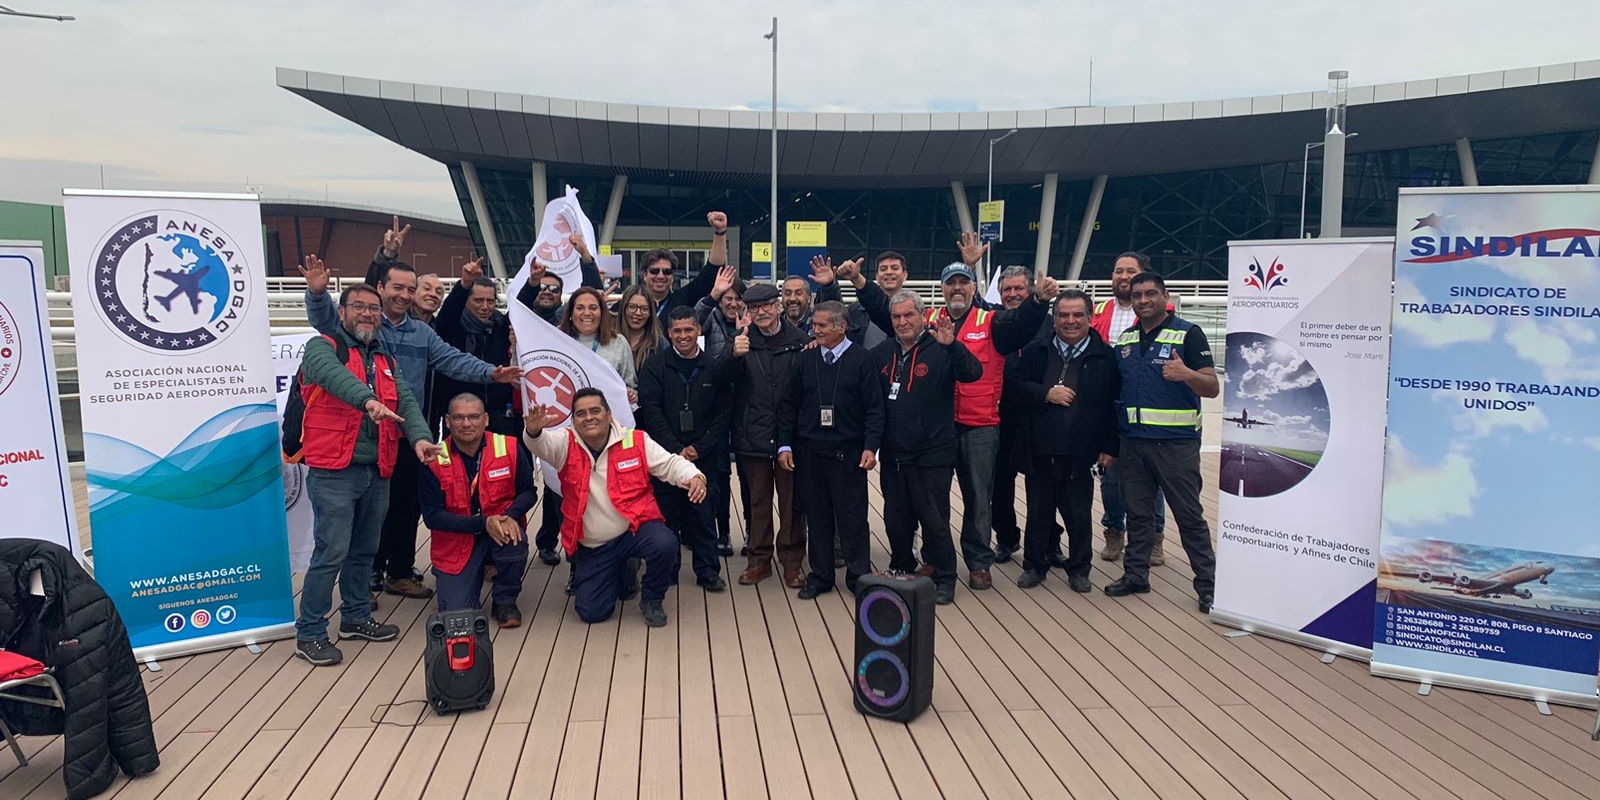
[299,335,402,476]
[1092,298,1173,342]
[928,307,1002,427]
[425,432,520,575]
[556,428,664,557]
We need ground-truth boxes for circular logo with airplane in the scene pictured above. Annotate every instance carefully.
[89,211,253,355]
[521,349,589,426]
[0,300,19,398]
[190,608,212,629]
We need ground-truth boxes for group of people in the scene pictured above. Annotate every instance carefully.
[284,212,1220,668]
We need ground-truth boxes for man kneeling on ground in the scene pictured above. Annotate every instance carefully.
[419,393,539,627]
[522,388,707,627]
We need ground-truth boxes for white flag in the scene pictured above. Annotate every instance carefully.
[507,250,634,494]
[983,268,1002,306]
[523,184,600,292]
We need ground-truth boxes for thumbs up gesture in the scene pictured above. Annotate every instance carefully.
[1162,351,1193,383]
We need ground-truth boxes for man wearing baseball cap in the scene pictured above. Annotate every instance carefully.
[924,238,1056,591]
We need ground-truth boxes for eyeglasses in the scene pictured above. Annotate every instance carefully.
[538,284,562,294]
[647,267,674,276]
[626,305,651,315]
[446,413,486,424]
[344,302,382,314]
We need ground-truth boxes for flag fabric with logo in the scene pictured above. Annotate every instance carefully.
[507,248,634,493]
[521,185,600,291]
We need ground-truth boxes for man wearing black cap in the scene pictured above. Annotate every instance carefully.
[725,282,811,587]
[925,255,1055,591]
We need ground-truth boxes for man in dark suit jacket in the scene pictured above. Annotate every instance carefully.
[1007,289,1122,592]
[778,301,886,598]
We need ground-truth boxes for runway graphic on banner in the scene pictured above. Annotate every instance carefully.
[1212,239,1392,656]
[1374,187,1600,706]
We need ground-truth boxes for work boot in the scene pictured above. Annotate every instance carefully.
[383,576,434,599]
[295,637,343,667]
[641,599,668,628]
[1150,536,1166,567]
[1100,528,1125,561]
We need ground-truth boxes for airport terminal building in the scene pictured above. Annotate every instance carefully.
[277,61,1600,282]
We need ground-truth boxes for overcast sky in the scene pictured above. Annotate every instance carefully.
[4,0,1599,221]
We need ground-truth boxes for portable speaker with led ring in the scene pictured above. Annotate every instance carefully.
[852,572,935,721]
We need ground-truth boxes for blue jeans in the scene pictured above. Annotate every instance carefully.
[955,425,1000,571]
[1100,458,1165,533]
[297,465,389,641]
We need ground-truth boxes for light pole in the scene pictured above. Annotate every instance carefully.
[764,17,778,284]
[0,4,75,20]
[985,128,1017,284]
[1300,132,1356,238]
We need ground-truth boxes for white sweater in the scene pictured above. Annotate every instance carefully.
[524,422,702,548]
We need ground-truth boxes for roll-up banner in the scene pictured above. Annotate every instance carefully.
[0,240,82,555]
[272,333,315,573]
[65,190,295,660]
[1212,238,1393,658]
[1373,186,1600,708]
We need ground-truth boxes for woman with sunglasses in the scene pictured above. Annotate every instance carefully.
[617,285,666,376]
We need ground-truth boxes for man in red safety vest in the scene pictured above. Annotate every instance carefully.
[923,236,1055,591]
[419,393,539,627]
[522,388,707,628]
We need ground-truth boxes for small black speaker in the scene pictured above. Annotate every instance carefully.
[423,609,494,713]
[852,572,935,722]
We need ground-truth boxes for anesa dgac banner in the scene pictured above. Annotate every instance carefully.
[1212,239,1392,658]
[1374,186,1600,708]
[65,191,294,659]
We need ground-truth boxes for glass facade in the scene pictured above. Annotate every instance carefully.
[455,130,1599,283]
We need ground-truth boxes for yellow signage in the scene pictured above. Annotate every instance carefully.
[786,221,827,248]
[599,244,613,256]
[979,200,1005,224]
[751,242,773,263]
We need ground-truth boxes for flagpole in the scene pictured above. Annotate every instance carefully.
[765,17,778,285]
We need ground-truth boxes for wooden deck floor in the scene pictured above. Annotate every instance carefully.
[7,454,1600,799]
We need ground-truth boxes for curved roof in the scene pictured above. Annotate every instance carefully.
[277,62,1600,188]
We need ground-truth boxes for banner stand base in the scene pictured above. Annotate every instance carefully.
[1371,662,1599,711]
[1591,707,1599,740]
[1210,610,1372,663]
[1535,699,1552,716]
[133,623,296,666]
[144,658,161,673]
[246,643,263,655]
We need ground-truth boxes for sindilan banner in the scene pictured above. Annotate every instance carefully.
[272,333,315,573]
[1211,238,1392,658]
[65,190,294,660]
[1373,186,1600,708]
[0,241,81,554]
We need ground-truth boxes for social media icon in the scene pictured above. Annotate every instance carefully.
[191,609,212,629]
[165,613,186,633]
[216,605,237,625]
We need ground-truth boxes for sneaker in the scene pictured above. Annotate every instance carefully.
[493,603,523,628]
[383,576,434,599]
[933,585,955,606]
[538,547,561,566]
[739,543,750,557]
[295,637,343,666]
[1150,537,1166,567]
[1198,593,1214,613]
[1016,570,1045,589]
[968,568,993,591]
[699,575,728,592]
[339,618,400,642]
[641,599,668,628]
[1100,528,1125,561]
[716,534,734,557]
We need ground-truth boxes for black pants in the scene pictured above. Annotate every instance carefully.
[1024,456,1094,578]
[535,483,562,552]
[881,462,956,589]
[992,416,1022,552]
[708,445,733,539]
[797,448,871,591]
[654,478,721,585]
[376,447,420,579]
[1120,437,1216,595]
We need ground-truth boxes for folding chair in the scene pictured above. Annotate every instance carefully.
[0,659,66,766]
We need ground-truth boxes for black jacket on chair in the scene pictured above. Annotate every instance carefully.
[0,539,158,800]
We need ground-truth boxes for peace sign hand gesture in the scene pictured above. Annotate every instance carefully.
[382,216,412,259]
